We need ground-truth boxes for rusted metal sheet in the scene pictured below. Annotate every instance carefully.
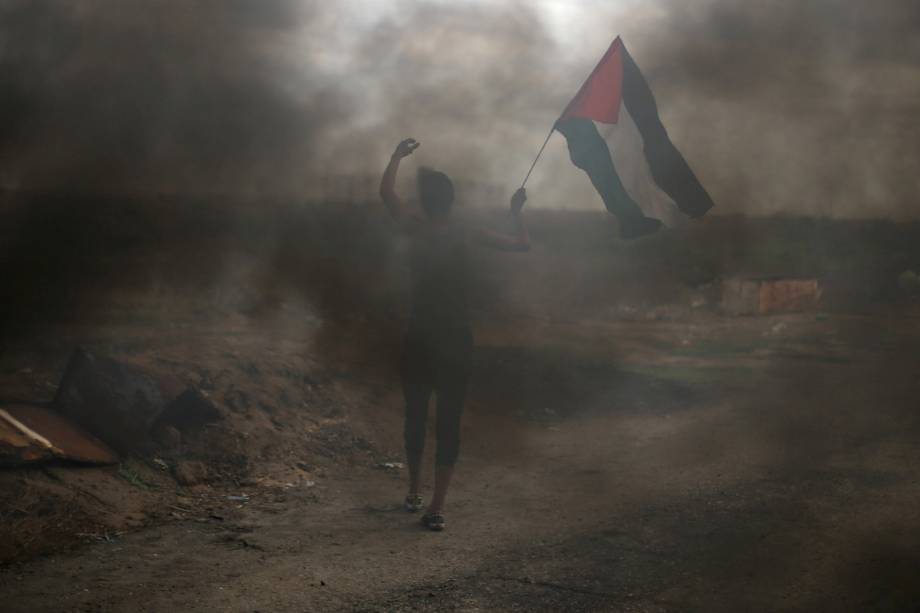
[722,277,821,315]
[0,404,117,466]
[0,409,54,465]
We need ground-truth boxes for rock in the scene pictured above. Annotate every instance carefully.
[152,424,182,450]
[173,460,209,486]
[50,349,217,456]
[53,348,167,454]
[155,387,221,432]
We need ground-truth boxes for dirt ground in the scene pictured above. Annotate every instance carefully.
[1,303,919,612]
[1,201,919,611]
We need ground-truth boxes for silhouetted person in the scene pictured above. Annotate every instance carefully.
[379,137,529,531]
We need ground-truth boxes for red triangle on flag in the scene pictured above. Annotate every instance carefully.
[559,36,624,125]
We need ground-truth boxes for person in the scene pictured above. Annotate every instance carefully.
[379,137,530,531]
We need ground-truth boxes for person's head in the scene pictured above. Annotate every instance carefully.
[417,166,454,219]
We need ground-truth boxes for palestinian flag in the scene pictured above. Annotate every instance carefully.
[555,37,714,238]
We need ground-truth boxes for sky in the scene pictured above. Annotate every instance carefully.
[1,0,919,218]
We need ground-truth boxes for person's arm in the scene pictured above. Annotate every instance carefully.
[475,188,531,252]
[379,138,419,221]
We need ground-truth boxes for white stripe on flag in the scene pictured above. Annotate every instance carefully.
[600,103,686,228]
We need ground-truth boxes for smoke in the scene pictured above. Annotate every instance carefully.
[2,0,918,216]
[0,0,345,194]
[2,0,920,339]
[0,0,561,341]
[0,0,559,198]
[630,0,920,218]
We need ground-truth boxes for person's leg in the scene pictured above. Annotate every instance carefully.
[431,384,464,511]
[424,385,464,524]
[403,382,431,496]
[428,334,471,515]
[401,336,433,501]
[429,462,456,514]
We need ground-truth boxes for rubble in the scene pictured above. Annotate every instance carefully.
[53,348,168,454]
[722,276,821,315]
[152,424,182,451]
[155,387,221,432]
[173,460,209,486]
[2,347,222,470]
[52,348,221,455]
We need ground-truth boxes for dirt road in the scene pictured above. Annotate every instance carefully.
[2,306,919,612]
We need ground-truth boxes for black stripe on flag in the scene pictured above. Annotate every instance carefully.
[555,117,663,239]
[554,118,639,221]
[621,46,714,219]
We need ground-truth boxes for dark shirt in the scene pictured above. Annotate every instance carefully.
[407,223,470,337]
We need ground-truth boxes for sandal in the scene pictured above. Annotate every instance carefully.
[421,512,445,531]
[404,494,424,512]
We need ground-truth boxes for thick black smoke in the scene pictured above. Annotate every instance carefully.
[2,0,919,339]
[0,1,344,194]
[0,1,559,342]
[2,1,918,215]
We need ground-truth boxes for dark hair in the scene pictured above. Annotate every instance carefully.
[417,166,454,218]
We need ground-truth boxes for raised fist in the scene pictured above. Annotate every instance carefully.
[393,138,420,159]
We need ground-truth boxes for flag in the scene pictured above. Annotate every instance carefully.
[555,37,714,238]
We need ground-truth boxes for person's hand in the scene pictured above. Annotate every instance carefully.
[392,138,420,159]
[510,187,527,215]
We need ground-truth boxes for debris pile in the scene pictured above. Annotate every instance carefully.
[0,348,221,467]
[722,276,821,315]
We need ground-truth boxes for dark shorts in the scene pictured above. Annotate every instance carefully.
[400,326,473,466]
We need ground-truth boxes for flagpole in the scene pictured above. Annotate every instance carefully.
[520,124,556,189]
